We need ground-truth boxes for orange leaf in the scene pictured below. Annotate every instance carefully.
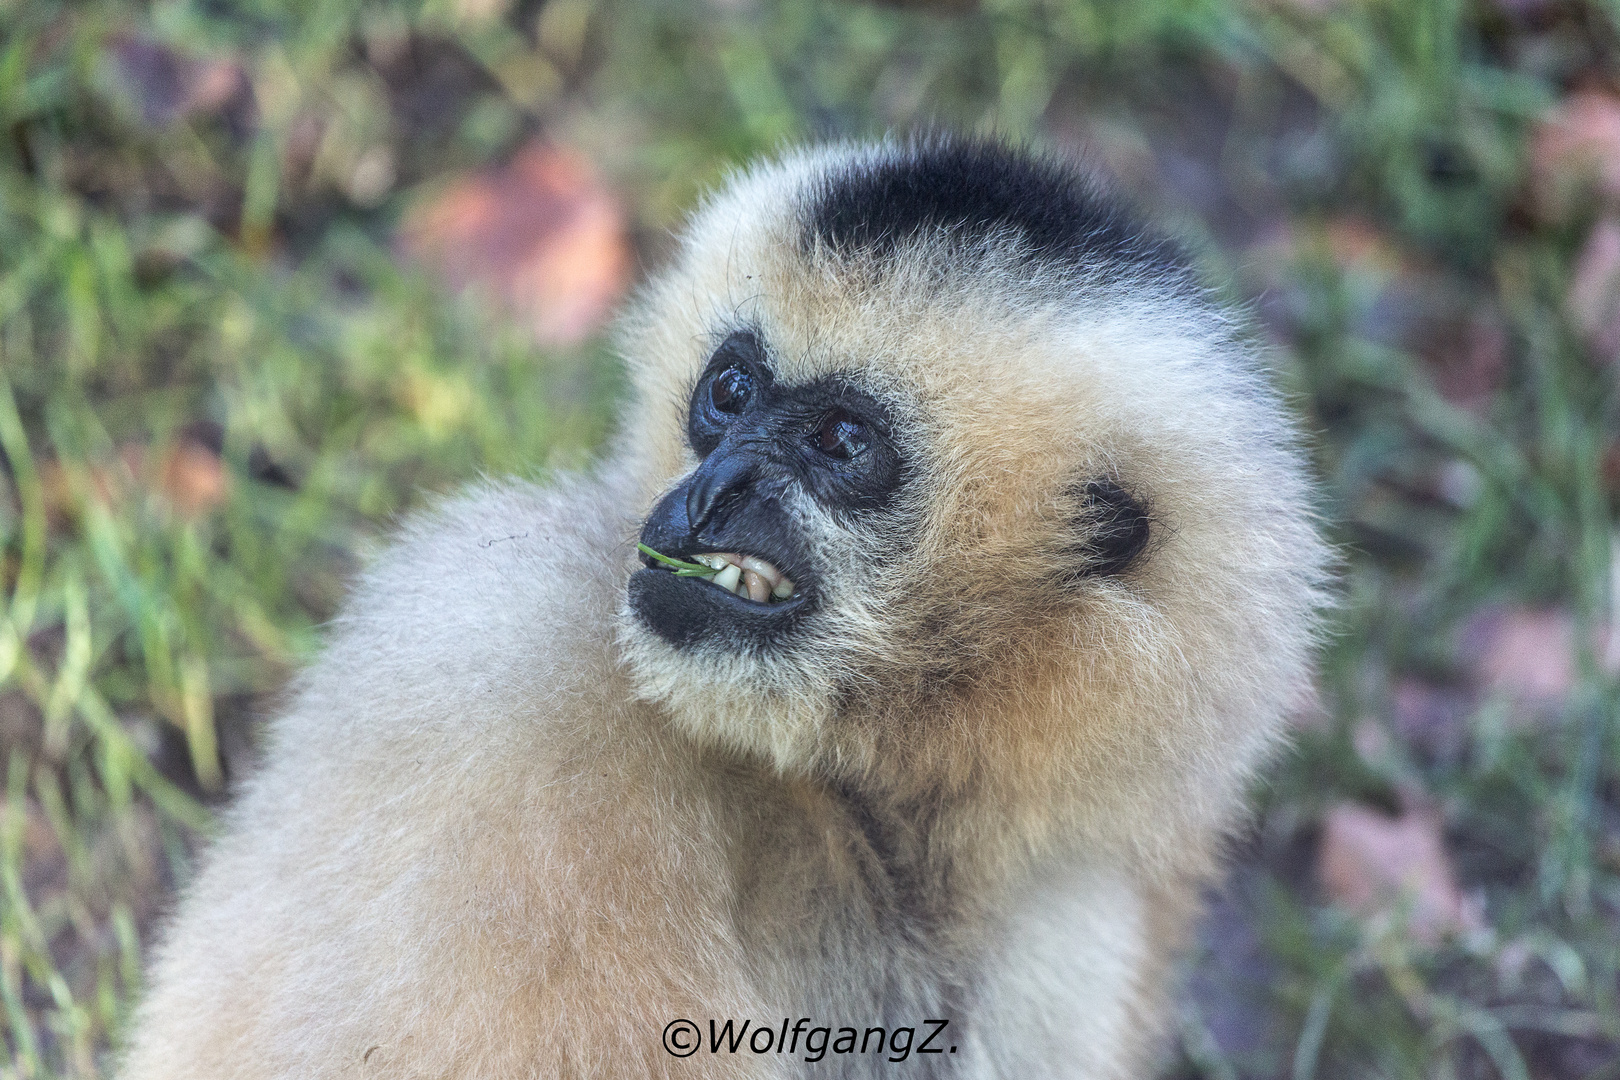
[400,143,631,347]
[1317,802,1484,944]
[1570,218,1620,363]
[158,442,230,517]
[1530,91,1620,220]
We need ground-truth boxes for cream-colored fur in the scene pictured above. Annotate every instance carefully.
[119,142,1329,1079]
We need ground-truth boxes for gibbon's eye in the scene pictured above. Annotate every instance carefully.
[688,332,770,454]
[710,367,753,416]
[812,409,867,460]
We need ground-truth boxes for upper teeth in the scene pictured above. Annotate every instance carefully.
[691,552,796,603]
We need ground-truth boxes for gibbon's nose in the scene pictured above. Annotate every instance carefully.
[685,448,761,533]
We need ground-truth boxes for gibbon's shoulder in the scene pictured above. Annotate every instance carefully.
[268,470,642,766]
[120,472,762,1080]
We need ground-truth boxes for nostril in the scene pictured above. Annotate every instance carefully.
[684,452,757,533]
[685,473,721,532]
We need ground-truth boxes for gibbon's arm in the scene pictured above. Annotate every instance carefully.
[118,478,779,1080]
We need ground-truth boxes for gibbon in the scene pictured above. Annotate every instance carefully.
[119,137,1329,1079]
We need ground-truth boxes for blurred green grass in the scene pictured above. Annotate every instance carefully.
[2,0,1618,1077]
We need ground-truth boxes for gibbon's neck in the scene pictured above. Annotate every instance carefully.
[722,750,1033,936]
[827,768,1059,914]
[818,684,1087,868]
[829,777,956,924]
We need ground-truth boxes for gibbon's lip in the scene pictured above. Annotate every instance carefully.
[627,559,813,650]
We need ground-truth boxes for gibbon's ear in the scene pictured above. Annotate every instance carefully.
[1065,479,1153,580]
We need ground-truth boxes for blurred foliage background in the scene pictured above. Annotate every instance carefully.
[2,0,1619,1076]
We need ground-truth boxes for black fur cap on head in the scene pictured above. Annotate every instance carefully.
[801,135,1187,280]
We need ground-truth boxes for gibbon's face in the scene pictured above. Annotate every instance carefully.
[627,319,1150,646]
[628,327,910,646]
[617,140,1323,788]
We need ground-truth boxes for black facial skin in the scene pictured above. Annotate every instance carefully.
[629,330,906,650]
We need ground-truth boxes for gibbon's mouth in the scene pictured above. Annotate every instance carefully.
[628,464,817,648]
[628,541,814,649]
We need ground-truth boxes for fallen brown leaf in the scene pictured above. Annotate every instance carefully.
[16,798,67,899]
[38,452,136,527]
[1529,91,1620,221]
[158,441,230,517]
[1317,801,1485,944]
[112,35,247,128]
[1321,217,1405,274]
[1391,679,1472,761]
[400,142,631,347]
[39,438,228,524]
[1570,218,1620,363]
[1427,307,1508,412]
[1459,606,1578,705]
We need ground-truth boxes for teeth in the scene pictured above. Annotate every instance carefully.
[686,552,797,603]
[741,570,771,602]
[712,563,743,594]
[738,556,783,590]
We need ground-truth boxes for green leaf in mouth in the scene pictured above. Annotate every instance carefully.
[636,543,723,577]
